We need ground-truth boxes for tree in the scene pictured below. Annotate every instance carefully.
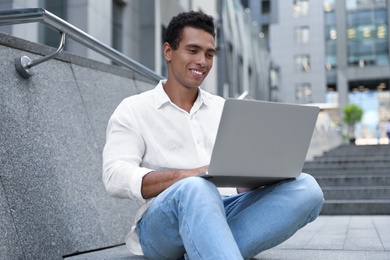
[342,104,364,143]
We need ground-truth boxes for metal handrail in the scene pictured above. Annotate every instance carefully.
[14,31,66,78]
[237,90,249,100]
[0,8,164,81]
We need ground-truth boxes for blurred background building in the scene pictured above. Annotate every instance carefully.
[1,0,390,142]
[0,0,271,100]
[244,0,390,143]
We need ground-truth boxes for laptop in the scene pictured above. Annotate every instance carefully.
[199,98,319,188]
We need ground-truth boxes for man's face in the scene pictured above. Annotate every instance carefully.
[164,27,216,90]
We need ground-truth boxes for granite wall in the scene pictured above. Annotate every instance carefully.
[0,33,157,259]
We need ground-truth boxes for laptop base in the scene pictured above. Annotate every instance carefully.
[199,174,297,188]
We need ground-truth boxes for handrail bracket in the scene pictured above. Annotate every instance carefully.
[15,31,66,79]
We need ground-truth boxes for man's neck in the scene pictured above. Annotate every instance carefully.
[163,82,199,113]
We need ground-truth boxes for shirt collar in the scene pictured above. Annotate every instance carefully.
[153,80,210,110]
[154,80,170,109]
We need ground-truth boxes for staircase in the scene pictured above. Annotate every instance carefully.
[303,144,390,215]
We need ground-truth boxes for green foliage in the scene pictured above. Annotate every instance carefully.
[342,104,364,126]
[342,104,364,141]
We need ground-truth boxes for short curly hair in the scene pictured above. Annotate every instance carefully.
[164,11,215,50]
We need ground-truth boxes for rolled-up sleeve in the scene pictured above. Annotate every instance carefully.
[102,102,153,204]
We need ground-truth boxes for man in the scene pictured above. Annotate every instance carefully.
[103,11,324,260]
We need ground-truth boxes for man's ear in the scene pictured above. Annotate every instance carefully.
[163,42,172,62]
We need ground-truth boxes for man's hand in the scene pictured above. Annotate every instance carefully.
[141,165,208,199]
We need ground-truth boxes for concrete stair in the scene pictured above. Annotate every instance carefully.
[303,144,390,215]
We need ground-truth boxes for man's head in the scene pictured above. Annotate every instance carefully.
[164,11,215,51]
[163,11,216,91]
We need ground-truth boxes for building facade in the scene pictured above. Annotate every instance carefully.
[245,0,390,141]
[0,0,271,100]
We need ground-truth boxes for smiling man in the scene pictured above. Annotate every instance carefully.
[103,11,324,260]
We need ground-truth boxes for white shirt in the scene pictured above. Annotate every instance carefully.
[102,80,226,254]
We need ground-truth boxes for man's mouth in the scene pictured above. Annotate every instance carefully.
[191,69,205,76]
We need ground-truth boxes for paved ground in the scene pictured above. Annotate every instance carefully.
[256,215,390,260]
[68,215,389,259]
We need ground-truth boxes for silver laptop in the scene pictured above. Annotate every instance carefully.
[199,98,319,188]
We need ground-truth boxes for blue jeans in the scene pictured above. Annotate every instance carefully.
[137,173,324,260]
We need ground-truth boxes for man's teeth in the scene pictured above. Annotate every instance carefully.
[192,70,203,75]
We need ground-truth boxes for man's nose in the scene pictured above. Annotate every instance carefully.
[196,53,207,67]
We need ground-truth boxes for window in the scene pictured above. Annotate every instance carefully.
[295,83,312,103]
[262,24,269,40]
[39,0,66,48]
[346,0,385,11]
[262,0,271,14]
[293,0,309,17]
[326,40,337,70]
[325,11,336,25]
[112,0,126,52]
[346,0,389,66]
[294,26,310,44]
[323,0,335,12]
[294,55,311,72]
[324,5,337,70]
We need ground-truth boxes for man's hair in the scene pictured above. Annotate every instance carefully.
[164,11,215,50]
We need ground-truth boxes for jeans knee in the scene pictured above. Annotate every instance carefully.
[300,173,324,213]
[174,177,220,200]
[166,177,224,217]
[178,176,216,190]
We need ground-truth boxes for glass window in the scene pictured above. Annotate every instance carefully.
[358,10,374,24]
[347,12,358,24]
[39,0,66,48]
[347,0,375,10]
[358,24,375,39]
[376,53,389,65]
[326,55,337,69]
[262,0,271,14]
[293,0,309,17]
[326,41,337,54]
[324,2,337,70]
[294,26,310,44]
[294,55,311,72]
[375,9,387,23]
[346,0,358,11]
[295,83,312,103]
[262,24,269,40]
[377,24,387,38]
[112,0,125,52]
[323,0,335,12]
[375,0,387,9]
[346,1,389,66]
[325,11,336,25]
[325,26,337,40]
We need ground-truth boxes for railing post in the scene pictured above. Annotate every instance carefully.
[14,31,66,79]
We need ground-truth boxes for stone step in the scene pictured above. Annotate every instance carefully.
[321,155,390,161]
[324,144,390,152]
[325,149,390,156]
[304,168,390,175]
[314,174,390,186]
[322,149,390,158]
[320,200,390,215]
[307,144,390,215]
[322,186,390,200]
[310,156,390,163]
[303,162,390,170]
